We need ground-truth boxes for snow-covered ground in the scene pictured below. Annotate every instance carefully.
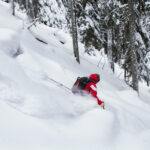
[0,2,150,150]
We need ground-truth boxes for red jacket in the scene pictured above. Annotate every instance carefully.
[84,74,102,105]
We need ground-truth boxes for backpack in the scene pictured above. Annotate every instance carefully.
[72,77,94,94]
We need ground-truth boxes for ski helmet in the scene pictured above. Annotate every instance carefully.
[94,73,100,82]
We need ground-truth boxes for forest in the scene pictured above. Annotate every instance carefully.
[5,0,150,92]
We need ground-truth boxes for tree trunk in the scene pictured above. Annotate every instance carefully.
[82,0,89,9]
[10,0,15,16]
[26,0,29,16]
[71,0,80,63]
[104,31,108,54]
[128,0,139,92]
[107,28,114,72]
[111,25,115,73]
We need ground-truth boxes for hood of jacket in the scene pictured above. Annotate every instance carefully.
[89,74,99,84]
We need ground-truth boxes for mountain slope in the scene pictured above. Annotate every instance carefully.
[0,2,150,150]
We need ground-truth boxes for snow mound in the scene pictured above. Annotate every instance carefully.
[0,28,22,57]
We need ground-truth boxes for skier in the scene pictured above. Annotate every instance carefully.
[72,74,105,108]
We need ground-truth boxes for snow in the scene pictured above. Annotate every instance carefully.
[0,1,150,150]
[0,28,21,57]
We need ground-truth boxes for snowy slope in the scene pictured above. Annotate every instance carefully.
[0,2,150,150]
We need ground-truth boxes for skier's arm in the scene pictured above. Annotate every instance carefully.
[89,84,103,105]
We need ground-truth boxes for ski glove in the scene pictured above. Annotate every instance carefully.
[100,102,105,109]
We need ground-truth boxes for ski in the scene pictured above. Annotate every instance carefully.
[43,75,72,94]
